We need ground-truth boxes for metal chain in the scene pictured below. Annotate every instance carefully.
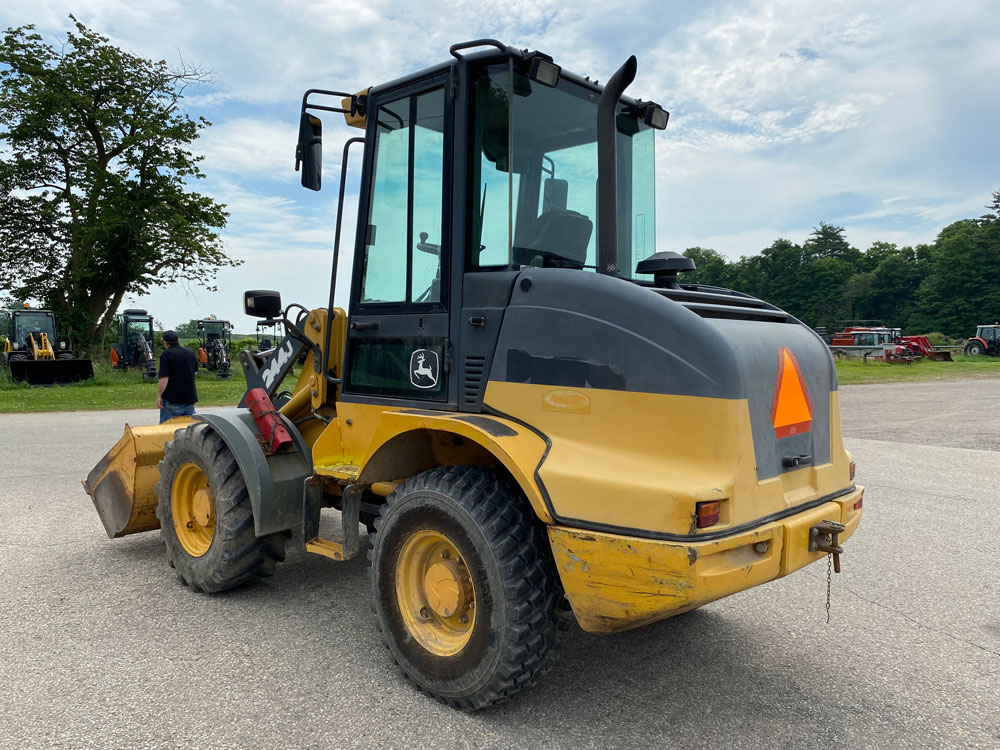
[825,554,832,623]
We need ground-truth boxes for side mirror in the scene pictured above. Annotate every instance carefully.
[244,290,282,319]
[296,112,322,191]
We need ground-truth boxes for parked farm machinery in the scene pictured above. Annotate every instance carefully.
[2,306,93,384]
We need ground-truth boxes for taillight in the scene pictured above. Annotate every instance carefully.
[849,460,856,481]
[696,501,721,529]
[854,498,863,510]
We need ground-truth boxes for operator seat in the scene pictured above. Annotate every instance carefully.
[512,209,593,269]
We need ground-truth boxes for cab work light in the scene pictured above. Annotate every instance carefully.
[643,103,669,130]
[528,55,561,87]
[695,500,721,529]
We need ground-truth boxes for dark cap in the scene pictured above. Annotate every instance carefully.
[163,330,179,343]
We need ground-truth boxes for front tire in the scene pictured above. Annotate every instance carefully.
[156,424,288,593]
[369,466,563,710]
[965,342,984,356]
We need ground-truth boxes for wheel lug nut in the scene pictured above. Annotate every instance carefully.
[459,614,469,624]
[186,521,193,529]
[419,606,430,619]
[440,549,450,558]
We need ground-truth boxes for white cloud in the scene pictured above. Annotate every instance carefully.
[4,0,999,318]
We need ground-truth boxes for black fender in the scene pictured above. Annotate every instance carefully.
[193,411,312,536]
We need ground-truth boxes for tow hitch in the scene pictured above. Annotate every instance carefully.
[810,520,845,573]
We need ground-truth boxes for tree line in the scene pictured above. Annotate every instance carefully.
[683,191,1000,338]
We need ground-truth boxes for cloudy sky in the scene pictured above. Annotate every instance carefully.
[3,1,998,331]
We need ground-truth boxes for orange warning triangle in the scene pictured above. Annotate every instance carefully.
[771,348,812,438]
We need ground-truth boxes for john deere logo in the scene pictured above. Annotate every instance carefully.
[410,349,439,389]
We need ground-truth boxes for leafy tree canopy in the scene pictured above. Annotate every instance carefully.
[0,17,236,353]
[679,190,1000,336]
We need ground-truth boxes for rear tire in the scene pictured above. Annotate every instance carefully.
[369,466,564,710]
[156,423,288,593]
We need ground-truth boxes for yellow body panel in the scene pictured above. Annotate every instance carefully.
[311,402,553,524]
[550,489,862,633]
[483,381,852,536]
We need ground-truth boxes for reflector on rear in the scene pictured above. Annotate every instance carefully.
[771,348,812,439]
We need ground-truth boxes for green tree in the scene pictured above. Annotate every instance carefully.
[803,222,862,265]
[911,201,1000,335]
[0,18,235,353]
[174,319,202,339]
[682,247,734,287]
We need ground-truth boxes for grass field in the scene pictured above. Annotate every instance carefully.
[0,362,249,413]
[2,352,999,413]
[834,353,1000,384]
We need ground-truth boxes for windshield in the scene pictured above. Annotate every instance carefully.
[469,65,656,278]
[202,321,228,340]
[126,319,151,342]
[13,312,55,345]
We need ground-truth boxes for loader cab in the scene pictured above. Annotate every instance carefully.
[299,42,666,410]
[8,309,58,351]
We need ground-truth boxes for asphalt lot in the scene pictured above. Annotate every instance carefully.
[1,380,998,749]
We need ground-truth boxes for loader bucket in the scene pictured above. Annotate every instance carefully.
[928,351,954,362]
[82,419,195,538]
[8,357,94,385]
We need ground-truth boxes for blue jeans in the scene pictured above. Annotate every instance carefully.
[160,400,196,424]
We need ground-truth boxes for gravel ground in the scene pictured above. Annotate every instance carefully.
[0,381,997,749]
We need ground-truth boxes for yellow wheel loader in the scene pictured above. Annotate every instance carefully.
[83,40,863,710]
[2,306,93,384]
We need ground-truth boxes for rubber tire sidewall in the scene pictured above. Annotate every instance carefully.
[155,424,282,593]
[371,488,507,701]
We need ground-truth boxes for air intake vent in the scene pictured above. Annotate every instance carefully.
[651,284,794,323]
[463,355,487,406]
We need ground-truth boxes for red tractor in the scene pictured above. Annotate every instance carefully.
[964,324,1000,356]
[890,329,953,362]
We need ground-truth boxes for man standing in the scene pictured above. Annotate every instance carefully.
[157,330,199,423]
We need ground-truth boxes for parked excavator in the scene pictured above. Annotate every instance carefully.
[83,40,862,710]
[110,308,158,380]
[196,317,233,379]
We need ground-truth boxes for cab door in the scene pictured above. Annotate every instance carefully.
[342,79,452,406]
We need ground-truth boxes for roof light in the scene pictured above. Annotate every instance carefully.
[529,55,561,87]
[643,104,669,130]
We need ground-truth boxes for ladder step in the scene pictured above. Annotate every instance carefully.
[306,537,348,561]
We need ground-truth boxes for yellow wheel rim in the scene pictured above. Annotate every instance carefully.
[396,529,476,656]
[171,462,216,558]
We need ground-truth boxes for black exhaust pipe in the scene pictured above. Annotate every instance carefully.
[596,55,637,276]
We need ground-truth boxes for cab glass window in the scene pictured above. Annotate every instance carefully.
[468,65,655,277]
[360,87,445,307]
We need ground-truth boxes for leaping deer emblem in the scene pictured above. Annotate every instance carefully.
[411,350,438,388]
